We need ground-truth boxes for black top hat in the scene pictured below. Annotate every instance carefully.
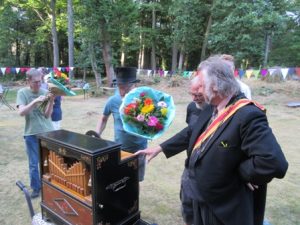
[114,67,140,84]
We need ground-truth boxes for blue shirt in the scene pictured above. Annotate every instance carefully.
[51,96,62,121]
[103,93,147,152]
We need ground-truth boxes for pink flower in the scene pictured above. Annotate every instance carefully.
[140,92,146,97]
[157,101,167,108]
[136,114,145,122]
[147,116,159,126]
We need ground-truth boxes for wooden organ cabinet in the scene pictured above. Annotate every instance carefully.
[38,130,149,225]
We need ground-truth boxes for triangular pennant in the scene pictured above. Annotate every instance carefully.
[252,70,260,80]
[164,71,168,77]
[238,69,245,78]
[188,71,193,79]
[295,67,300,77]
[6,67,11,74]
[70,67,74,71]
[147,70,152,77]
[16,68,20,73]
[234,69,239,77]
[268,68,277,76]
[10,67,16,74]
[57,67,62,71]
[288,67,295,75]
[1,67,6,75]
[260,69,268,77]
[245,69,253,79]
[281,68,289,79]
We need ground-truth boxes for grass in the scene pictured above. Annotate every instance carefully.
[0,78,299,225]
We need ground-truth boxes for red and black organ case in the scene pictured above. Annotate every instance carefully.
[38,129,149,225]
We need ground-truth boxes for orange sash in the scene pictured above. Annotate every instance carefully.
[192,99,265,151]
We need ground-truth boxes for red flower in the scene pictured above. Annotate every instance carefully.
[144,98,153,105]
[124,103,137,115]
[155,122,163,131]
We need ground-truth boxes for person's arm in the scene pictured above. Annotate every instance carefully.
[44,93,55,118]
[96,115,109,136]
[135,145,163,163]
[238,107,288,185]
[18,95,48,116]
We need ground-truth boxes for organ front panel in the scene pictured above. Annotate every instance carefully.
[38,129,149,225]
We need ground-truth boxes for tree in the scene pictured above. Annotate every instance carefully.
[67,0,74,79]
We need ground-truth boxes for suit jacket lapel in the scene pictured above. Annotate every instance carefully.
[197,112,234,161]
[188,105,213,157]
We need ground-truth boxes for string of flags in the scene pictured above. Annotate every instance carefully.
[137,67,300,80]
[1,66,300,80]
[0,67,75,76]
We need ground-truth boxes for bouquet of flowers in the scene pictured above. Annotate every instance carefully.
[119,87,175,140]
[39,69,76,112]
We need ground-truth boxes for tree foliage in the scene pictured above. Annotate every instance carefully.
[0,0,298,85]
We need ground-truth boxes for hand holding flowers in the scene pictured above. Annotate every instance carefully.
[39,69,76,112]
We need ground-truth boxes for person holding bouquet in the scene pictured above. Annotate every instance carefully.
[16,68,55,198]
[96,67,148,182]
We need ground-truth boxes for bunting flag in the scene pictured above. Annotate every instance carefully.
[65,67,70,72]
[295,67,300,77]
[234,69,239,77]
[164,71,168,77]
[16,68,20,74]
[57,67,62,71]
[147,70,152,77]
[288,67,295,75]
[238,69,245,78]
[1,67,6,75]
[183,71,189,78]
[281,68,289,79]
[70,67,74,71]
[268,68,277,76]
[245,69,253,79]
[260,69,268,77]
[252,70,260,80]
[188,71,194,79]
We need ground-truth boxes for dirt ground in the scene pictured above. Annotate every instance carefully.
[0,78,299,225]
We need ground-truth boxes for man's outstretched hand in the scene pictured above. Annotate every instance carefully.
[135,146,163,163]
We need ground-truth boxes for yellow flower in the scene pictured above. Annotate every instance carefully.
[161,108,168,116]
[141,104,154,114]
[61,73,68,79]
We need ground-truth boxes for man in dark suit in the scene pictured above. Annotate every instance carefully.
[136,56,288,225]
[181,75,209,225]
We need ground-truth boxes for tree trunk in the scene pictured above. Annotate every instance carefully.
[83,68,87,81]
[100,19,115,87]
[89,43,102,88]
[200,12,212,61]
[151,7,156,71]
[263,32,271,67]
[178,48,184,72]
[171,41,178,72]
[138,33,144,69]
[15,38,21,66]
[67,0,74,79]
[50,0,59,67]
[120,33,125,66]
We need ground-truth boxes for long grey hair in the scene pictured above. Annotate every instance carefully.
[198,56,240,100]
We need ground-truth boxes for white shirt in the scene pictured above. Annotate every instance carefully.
[236,79,252,100]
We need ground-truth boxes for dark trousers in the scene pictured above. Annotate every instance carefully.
[193,201,224,225]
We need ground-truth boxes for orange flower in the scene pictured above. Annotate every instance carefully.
[124,103,137,115]
[144,98,153,105]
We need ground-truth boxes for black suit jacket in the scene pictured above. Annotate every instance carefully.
[161,95,288,225]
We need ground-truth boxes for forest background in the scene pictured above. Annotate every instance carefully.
[0,0,300,87]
